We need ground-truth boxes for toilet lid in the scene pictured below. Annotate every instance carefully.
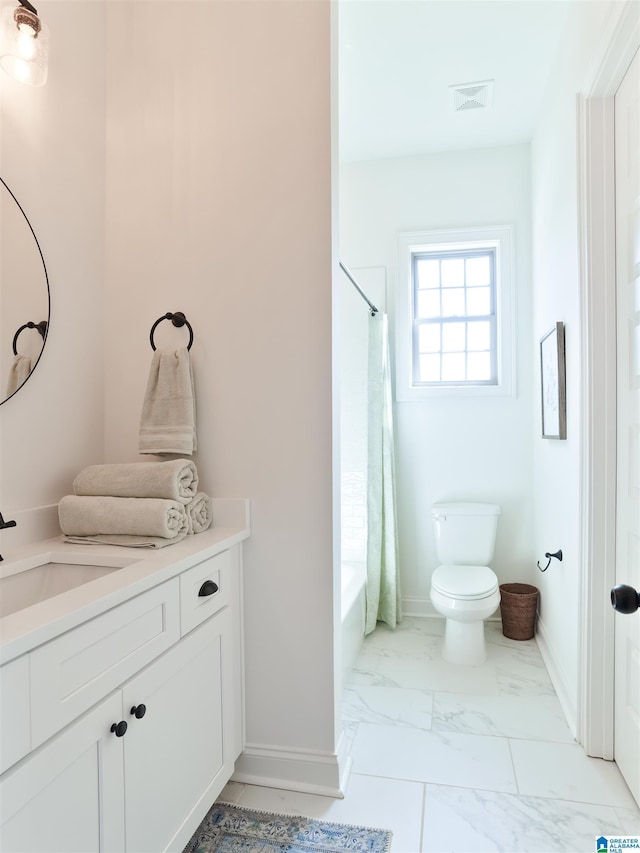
[432,565,499,599]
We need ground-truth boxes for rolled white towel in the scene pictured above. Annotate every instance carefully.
[186,492,213,534]
[73,460,198,505]
[58,495,188,539]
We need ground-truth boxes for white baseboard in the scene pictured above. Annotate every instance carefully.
[535,616,578,739]
[232,736,350,799]
[401,597,436,618]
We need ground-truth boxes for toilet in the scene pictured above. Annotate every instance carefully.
[429,502,501,666]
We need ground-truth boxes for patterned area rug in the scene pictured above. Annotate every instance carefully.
[183,802,393,853]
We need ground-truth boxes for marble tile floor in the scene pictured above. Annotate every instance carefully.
[218,617,640,852]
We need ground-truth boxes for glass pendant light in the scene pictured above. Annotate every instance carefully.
[0,0,49,87]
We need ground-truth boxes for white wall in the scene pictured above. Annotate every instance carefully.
[103,1,340,790]
[340,144,534,614]
[0,0,106,547]
[530,0,617,733]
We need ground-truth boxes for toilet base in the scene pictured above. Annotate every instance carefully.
[442,618,487,666]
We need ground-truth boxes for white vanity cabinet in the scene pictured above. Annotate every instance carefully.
[0,542,244,853]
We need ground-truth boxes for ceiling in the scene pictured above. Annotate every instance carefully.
[338,0,575,163]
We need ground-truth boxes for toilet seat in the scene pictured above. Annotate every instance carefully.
[431,564,498,600]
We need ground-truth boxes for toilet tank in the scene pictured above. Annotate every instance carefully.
[431,502,500,565]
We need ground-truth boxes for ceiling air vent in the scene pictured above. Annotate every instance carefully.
[449,80,494,112]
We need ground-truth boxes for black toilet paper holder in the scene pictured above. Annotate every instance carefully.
[537,549,563,572]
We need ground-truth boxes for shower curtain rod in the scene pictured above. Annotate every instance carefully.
[339,260,379,316]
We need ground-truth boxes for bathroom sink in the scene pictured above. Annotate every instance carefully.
[0,553,140,619]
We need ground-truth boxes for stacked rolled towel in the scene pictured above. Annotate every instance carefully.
[186,492,213,534]
[73,460,199,504]
[58,460,213,549]
[59,495,189,546]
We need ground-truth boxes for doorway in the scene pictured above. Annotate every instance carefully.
[580,0,640,808]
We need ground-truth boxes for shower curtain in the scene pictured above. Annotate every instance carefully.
[365,312,401,634]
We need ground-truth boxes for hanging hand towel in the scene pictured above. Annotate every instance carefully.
[185,492,213,534]
[138,348,197,456]
[73,459,199,504]
[5,354,32,397]
[58,495,188,539]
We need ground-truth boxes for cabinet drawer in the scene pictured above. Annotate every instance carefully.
[30,579,180,748]
[180,551,230,635]
[0,656,30,774]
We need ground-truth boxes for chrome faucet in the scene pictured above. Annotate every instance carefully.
[0,512,17,562]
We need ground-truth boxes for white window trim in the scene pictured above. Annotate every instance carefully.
[395,225,515,400]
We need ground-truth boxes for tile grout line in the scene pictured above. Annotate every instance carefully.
[507,737,520,796]
[349,769,635,812]
[418,782,427,853]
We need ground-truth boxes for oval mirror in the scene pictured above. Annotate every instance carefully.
[0,177,50,405]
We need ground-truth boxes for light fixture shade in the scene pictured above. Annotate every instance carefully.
[0,3,49,87]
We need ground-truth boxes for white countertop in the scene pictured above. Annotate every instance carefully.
[0,498,250,664]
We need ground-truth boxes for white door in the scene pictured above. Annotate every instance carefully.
[614,47,640,807]
[122,612,231,853]
[0,692,125,853]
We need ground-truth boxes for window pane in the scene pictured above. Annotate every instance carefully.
[419,354,441,382]
[441,258,464,288]
[466,255,491,286]
[466,286,491,316]
[418,323,441,353]
[442,322,465,352]
[441,352,465,381]
[441,288,465,316]
[416,259,440,289]
[467,320,491,351]
[417,290,441,318]
[467,351,491,381]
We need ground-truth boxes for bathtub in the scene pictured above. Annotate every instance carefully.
[341,561,366,682]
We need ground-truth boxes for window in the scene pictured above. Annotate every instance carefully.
[396,226,514,399]
[413,248,496,385]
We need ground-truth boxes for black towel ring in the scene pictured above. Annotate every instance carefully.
[12,320,48,356]
[149,312,194,351]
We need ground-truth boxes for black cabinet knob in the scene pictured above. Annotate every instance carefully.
[130,704,147,719]
[611,584,640,614]
[110,721,128,737]
[198,580,219,597]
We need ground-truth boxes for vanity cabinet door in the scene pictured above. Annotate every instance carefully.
[122,609,233,853]
[0,692,125,853]
[0,656,30,774]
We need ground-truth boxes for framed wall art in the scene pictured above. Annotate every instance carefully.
[540,322,566,440]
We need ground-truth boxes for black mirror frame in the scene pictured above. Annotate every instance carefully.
[0,176,51,405]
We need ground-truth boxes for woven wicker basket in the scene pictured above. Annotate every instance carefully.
[499,583,539,640]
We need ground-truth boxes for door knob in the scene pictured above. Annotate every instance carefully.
[130,704,146,719]
[110,721,128,737]
[610,584,640,614]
